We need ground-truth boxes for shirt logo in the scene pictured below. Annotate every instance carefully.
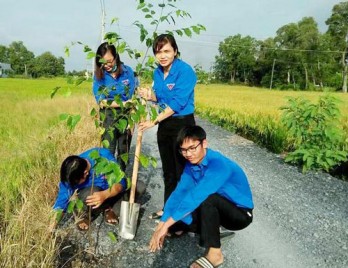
[167,83,175,90]
[122,79,130,85]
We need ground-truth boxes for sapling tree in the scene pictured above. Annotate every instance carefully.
[51,0,205,241]
[281,95,348,172]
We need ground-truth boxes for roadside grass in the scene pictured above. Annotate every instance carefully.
[196,84,348,152]
[0,78,98,266]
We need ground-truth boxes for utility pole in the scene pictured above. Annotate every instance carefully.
[100,0,106,42]
[270,58,276,90]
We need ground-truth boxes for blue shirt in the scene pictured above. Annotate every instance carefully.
[153,58,196,116]
[53,147,127,211]
[161,148,254,224]
[92,64,135,103]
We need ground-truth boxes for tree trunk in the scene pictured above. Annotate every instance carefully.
[230,70,235,83]
[287,70,290,84]
[343,64,347,93]
[304,65,308,90]
[342,51,347,93]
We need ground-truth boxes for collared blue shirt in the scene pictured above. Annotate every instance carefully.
[92,64,135,103]
[153,58,196,116]
[161,148,254,224]
[53,147,127,211]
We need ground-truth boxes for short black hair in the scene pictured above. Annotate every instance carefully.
[177,125,206,146]
[60,155,88,187]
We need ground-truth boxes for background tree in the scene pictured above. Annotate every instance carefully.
[31,52,65,78]
[7,41,35,75]
[194,64,210,84]
[0,45,9,63]
[214,34,257,84]
[326,1,348,93]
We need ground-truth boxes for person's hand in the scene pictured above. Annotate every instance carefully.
[138,87,150,100]
[86,191,107,209]
[139,120,156,132]
[99,100,107,109]
[149,222,168,252]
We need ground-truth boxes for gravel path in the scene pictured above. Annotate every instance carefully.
[59,117,348,268]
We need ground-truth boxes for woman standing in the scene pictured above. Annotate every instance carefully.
[139,34,197,219]
[93,42,136,172]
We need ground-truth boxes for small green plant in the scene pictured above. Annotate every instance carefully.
[281,95,348,172]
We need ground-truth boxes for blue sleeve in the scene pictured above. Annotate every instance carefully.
[167,65,196,113]
[93,77,106,103]
[171,162,231,222]
[53,182,72,212]
[161,167,195,224]
[123,65,135,101]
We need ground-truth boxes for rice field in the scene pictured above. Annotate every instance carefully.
[195,84,348,152]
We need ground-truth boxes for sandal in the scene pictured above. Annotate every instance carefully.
[76,217,90,231]
[149,211,163,220]
[104,209,118,226]
[190,256,223,268]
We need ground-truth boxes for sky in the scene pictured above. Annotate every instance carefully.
[0,0,344,71]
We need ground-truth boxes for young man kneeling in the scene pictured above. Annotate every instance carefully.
[149,126,254,268]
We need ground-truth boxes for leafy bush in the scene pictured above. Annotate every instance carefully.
[281,95,348,172]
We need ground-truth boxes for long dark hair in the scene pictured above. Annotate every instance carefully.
[94,42,122,80]
[60,155,88,187]
[152,34,180,57]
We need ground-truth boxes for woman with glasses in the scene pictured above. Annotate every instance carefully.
[93,42,136,172]
[138,34,197,220]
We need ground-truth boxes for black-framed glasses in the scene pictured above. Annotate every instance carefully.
[179,141,202,155]
[100,57,115,67]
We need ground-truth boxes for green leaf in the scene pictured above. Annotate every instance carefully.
[83,45,92,53]
[139,154,149,168]
[89,150,100,159]
[102,139,110,149]
[90,108,98,117]
[50,86,61,99]
[120,153,129,165]
[64,46,70,57]
[67,200,75,213]
[55,209,63,222]
[76,199,84,212]
[86,51,96,60]
[183,28,192,37]
[108,231,118,242]
[110,17,119,25]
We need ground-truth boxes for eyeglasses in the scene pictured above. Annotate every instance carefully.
[179,141,202,155]
[100,58,115,67]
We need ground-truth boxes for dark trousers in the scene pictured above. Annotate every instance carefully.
[100,108,132,172]
[157,114,195,203]
[170,194,253,248]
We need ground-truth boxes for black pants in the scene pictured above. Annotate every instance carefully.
[157,114,195,204]
[170,194,253,248]
[100,108,132,172]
